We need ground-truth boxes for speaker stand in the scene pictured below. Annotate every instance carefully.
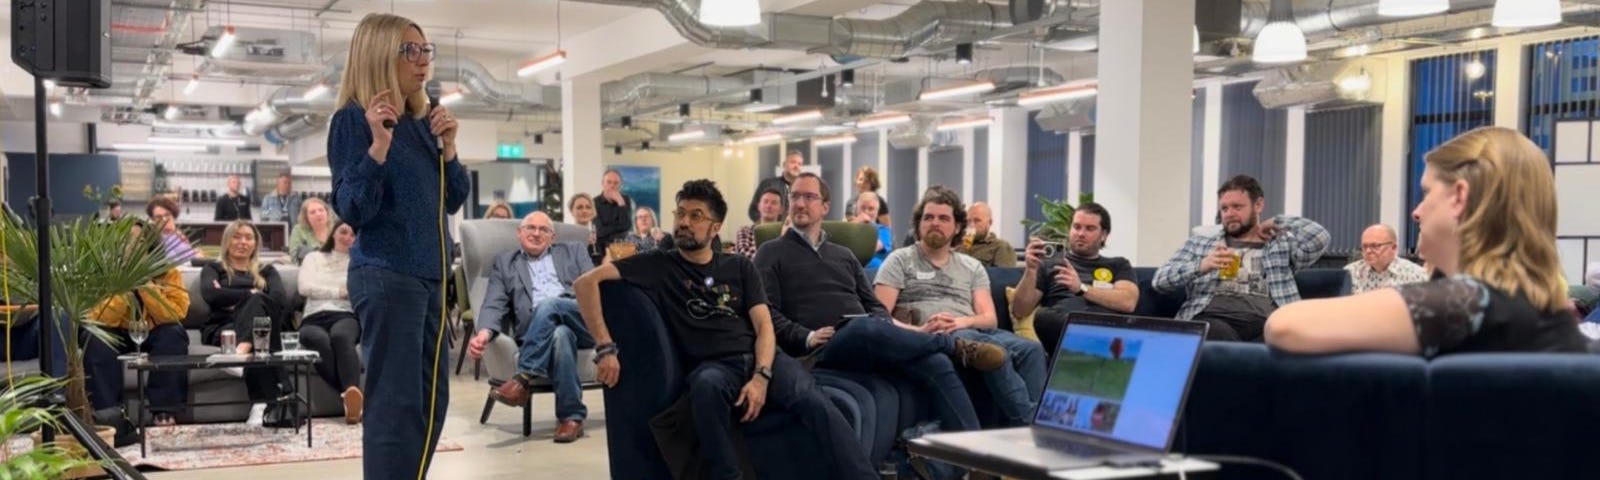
[30,75,56,443]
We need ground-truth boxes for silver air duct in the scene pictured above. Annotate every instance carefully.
[1238,0,1498,40]
[602,73,749,115]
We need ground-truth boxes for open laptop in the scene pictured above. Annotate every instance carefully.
[911,312,1209,478]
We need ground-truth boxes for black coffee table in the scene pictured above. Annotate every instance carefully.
[125,352,320,457]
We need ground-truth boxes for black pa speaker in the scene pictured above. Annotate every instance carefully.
[12,0,112,89]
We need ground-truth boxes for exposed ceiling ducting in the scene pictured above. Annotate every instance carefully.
[1034,97,1096,132]
[1253,60,1386,110]
[195,25,326,82]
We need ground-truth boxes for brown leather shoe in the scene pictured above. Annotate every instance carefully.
[490,379,530,407]
[553,420,584,443]
[952,338,1006,372]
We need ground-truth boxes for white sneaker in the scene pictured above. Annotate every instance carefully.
[223,367,244,378]
[246,403,267,427]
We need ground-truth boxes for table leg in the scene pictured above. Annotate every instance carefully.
[305,363,313,448]
[137,369,148,458]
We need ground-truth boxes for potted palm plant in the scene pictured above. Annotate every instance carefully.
[0,377,104,478]
[0,209,180,466]
[1021,192,1095,241]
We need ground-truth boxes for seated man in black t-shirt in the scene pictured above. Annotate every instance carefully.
[1011,203,1140,353]
[574,179,876,480]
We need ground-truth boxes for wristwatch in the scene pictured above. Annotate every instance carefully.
[1078,283,1089,295]
[593,343,619,363]
[755,365,773,381]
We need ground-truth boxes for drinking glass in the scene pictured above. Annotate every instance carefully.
[281,332,301,353]
[126,318,150,360]
[252,317,272,358]
[1219,252,1242,281]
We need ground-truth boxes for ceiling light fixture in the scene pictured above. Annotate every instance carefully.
[43,79,56,93]
[48,100,62,117]
[813,133,857,147]
[856,112,912,129]
[150,136,248,147]
[936,116,993,132]
[1379,0,1448,17]
[699,0,762,27]
[210,26,237,58]
[749,88,764,104]
[614,145,623,155]
[668,128,706,142]
[955,43,974,64]
[1337,70,1373,94]
[163,105,181,121]
[303,83,330,101]
[517,50,567,77]
[1464,59,1487,80]
[920,80,996,100]
[621,115,633,128]
[183,75,201,96]
[112,143,208,152]
[741,131,783,144]
[679,103,691,117]
[772,110,823,125]
[1017,83,1098,107]
[1254,0,1307,64]
[840,69,855,87]
[743,103,783,113]
[154,119,234,129]
[641,141,651,151]
[534,134,544,144]
[1492,0,1561,28]
[440,89,467,106]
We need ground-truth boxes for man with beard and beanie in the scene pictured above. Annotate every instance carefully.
[1154,174,1330,341]
[875,186,1048,427]
[757,173,1005,442]
[575,179,877,480]
[1010,202,1140,354]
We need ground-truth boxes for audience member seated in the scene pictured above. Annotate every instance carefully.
[200,220,292,427]
[484,200,515,220]
[468,212,596,443]
[85,219,191,427]
[148,197,201,262]
[568,193,604,266]
[955,202,1015,268]
[1346,224,1428,294]
[749,150,802,223]
[1153,174,1330,341]
[875,186,1047,427]
[850,191,892,269]
[298,219,364,424]
[850,166,891,227]
[734,187,784,258]
[287,197,338,263]
[627,207,672,254]
[576,179,876,479]
[757,173,1002,440]
[1267,127,1590,356]
[1010,202,1139,353]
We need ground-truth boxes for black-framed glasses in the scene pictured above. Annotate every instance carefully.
[674,209,716,224]
[398,42,436,63]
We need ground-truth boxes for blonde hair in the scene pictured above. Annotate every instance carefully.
[1424,126,1566,312]
[335,13,429,118]
[634,206,658,234]
[297,197,333,232]
[221,220,266,290]
[485,201,514,219]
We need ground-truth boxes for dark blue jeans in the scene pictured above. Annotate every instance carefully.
[814,317,980,431]
[687,352,878,480]
[515,298,594,422]
[85,324,189,414]
[351,266,448,479]
[952,328,1047,426]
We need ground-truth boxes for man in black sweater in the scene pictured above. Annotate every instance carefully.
[593,169,634,251]
[755,172,1003,435]
[747,150,803,223]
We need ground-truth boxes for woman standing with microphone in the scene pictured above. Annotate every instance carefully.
[327,13,469,479]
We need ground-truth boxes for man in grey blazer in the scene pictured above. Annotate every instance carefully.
[466,211,596,443]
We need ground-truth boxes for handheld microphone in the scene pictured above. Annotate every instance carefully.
[425,80,443,150]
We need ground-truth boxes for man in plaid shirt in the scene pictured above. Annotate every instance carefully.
[1153,175,1330,341]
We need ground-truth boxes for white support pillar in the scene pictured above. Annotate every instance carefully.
[987,108,1029,247]
[1094,0,1195,265]
[1202,83,1223,222]
[1067,131,1084,203]
[916,147,929,195]
[1494,40,1524,129]
[562,79,604,210]
[961,129,976,202]
[877,133,891,211]
[1284,106,1307,216]
[1380,55,1410,241]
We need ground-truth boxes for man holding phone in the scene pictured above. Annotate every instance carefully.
[1153,175,1329,341]
[755,173,1004,436]
[1010,202,1139,354]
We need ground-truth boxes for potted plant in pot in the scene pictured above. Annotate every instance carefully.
[0,376,104,477]
[1021,192,1095,241]
[0,210,182,471]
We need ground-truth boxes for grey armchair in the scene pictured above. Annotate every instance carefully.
[458,219,600,436]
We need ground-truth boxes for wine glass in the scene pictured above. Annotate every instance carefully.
[127,317,150,361]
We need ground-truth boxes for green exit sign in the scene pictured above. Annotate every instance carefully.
[498,143,524,158]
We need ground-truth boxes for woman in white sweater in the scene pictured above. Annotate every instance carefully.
[298,220,363,424]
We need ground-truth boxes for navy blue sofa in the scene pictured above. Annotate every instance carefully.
[598,281,920,479]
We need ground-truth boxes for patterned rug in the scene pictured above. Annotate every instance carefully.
[108,419,464,471]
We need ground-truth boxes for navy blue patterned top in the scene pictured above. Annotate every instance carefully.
[327,104,470,281]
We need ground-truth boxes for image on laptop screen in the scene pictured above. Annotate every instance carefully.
[1033,318,1205,450]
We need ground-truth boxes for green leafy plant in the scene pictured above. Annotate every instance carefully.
[1021,192,1095,241]
[0,214,181,426]
[0,377,103,478]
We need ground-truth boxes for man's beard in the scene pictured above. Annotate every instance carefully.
[789,211,815,230]
[1225,215,1257,237]
[921,230,950,249]
[675,228,708,251]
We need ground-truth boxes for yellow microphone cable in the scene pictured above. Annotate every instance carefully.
[417,129,450,479]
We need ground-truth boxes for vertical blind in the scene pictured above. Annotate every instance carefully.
[1026,110,1068,224]
[1080,134,1096,198]
[1407,50,1497,249]
[1526,36,1600,156]
[1220,81,1287,219]
[1305,106,1383,252]
[1190,90,1205,227]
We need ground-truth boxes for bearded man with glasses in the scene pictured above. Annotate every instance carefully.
[1346,224,1429,294]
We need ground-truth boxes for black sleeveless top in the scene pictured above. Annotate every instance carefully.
[1397,275,1588,357]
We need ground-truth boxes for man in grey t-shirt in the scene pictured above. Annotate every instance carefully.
[875,186,1046,426]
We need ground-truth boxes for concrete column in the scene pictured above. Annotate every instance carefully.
[561,78,604,209]
[1093,0,1195,264]
[916,147,929,196]
[1067,131,1084,203]
[987,108,1028,246]
[961,129,976,202]
[1202,83,1223,222]
[1494,40,1524,129]
[877,133,890,212]
[1284,106,1307,216]
[1380,55,1410,243]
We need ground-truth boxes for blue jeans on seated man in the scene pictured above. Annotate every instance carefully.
[687,352,879,480]
[515,298,595,422]
[951,328,1047,426]
[813,317,980,431]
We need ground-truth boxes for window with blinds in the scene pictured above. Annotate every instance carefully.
[1526,36,1600,156]
[1407,50,1497,249]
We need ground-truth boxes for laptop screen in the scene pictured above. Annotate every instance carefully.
[1033,313,1206,451]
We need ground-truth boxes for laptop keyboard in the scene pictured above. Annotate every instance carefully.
[1036,436,1120,458]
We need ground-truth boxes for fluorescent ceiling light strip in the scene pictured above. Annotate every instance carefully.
[183,75,200,95]
[814,134,857,147]
[741,132,783,145]
[936,117,993,132]
[668,129,707,142]
[303,83,330,101]
[210,26,236,58]
[1017,84,1098,106]
[517,50,567,77]
[919,81,995,100]
[856,113,912,129]
[743,103,783,113]
[113,143,208,152]
[150,136,248,147]
[772,110,823,125]
[154,120,236,129]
